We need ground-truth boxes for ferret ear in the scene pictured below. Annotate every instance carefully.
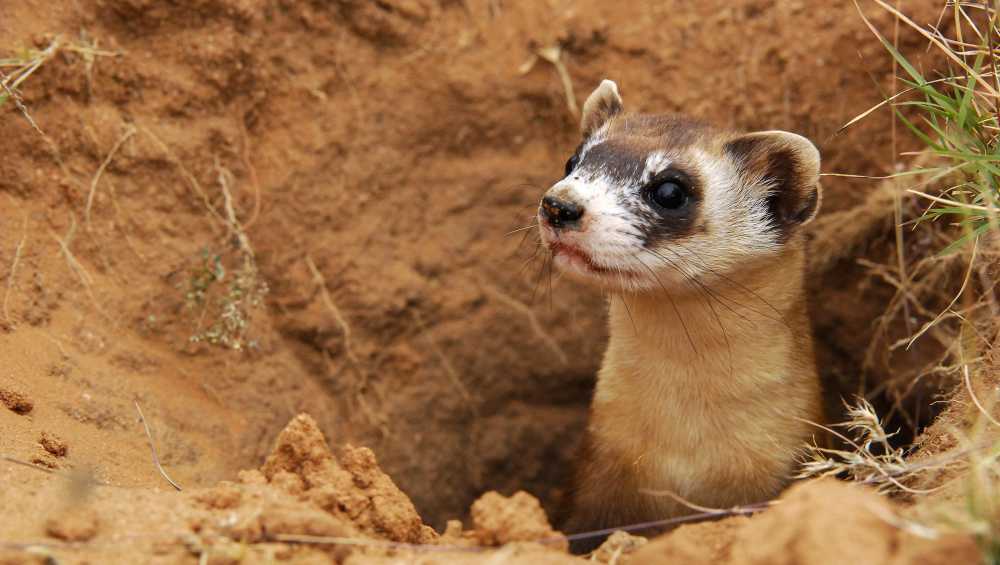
[580,79,623,138]
[724,130,822,235]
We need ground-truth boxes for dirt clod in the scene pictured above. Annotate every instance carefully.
[0,387,33,414]
[470,491,567,550]
[261,413,435,544]
[38,431,68,457]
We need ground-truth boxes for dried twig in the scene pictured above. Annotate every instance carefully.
[304,255,385,428]
[134,401,182,492]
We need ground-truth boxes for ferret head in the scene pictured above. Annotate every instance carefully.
[538,79,822,293]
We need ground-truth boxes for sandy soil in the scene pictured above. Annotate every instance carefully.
[0,0,994,563]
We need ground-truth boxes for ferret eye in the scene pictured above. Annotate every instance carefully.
[649,180,688,210]
[565,154,580,177]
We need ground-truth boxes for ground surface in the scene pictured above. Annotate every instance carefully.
[0,1,991,564]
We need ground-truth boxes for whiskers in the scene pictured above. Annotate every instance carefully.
[504,223,539,237]
[662,241,790,329]
[633,248,734,376]
[502,218,555,308]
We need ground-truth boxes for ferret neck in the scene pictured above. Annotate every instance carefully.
[608,246,805,359]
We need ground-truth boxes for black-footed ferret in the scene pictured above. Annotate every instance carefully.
[539,80,823,551]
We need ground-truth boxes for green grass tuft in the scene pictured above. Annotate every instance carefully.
[852,0,1000,255]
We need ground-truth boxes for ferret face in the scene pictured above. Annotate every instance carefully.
[538,80,821,293]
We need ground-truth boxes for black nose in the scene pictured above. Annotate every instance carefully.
[541,196,584,227]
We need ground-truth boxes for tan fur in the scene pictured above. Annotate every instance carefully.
[554,81,824,547]
[565,238,822,537]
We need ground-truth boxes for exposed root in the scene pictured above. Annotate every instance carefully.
[2,36,114,187]
[0,39,59,137]
[237,116,262,230]
[184,164,267,351]
[48,217,107,319]
[482,284,568,365]
[304,255,359,370]
[906,238,979,350]
[3,213,27,325]
[85,123,136,229]
[963,364,1000,428]
[304,254,384,429]
[216,161,255,258]
[107,181,146,262]
[521,45,579,117]
[413,310,473,404]
[139,125,227,228]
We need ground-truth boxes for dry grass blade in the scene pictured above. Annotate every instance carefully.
[866,0,1000,98]
[134,401,182,492]
[907,189,998,214]
[797,399,947,494]
[836,76,959,134]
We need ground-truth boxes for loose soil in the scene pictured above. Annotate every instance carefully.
[0,1,995,564]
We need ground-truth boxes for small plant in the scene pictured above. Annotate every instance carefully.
[185,250,226,306]
[184,247,268,351]
[1,35,116,119]
[1,40,60,133]
[854,1,1000,255]
[0,43,55,109]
